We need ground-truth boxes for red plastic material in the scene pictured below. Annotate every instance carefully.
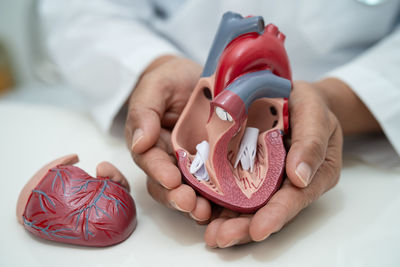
[283,97,289,133]
[177,129,285,213]
[172,21,291,214]
[214,24,292,97]
[22,165,136,247]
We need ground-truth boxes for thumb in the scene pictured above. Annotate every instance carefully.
[125,74,171,154]
[285,85,334,188]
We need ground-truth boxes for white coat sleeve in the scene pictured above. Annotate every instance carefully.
[328,23,400,155]
[38,0,181,133]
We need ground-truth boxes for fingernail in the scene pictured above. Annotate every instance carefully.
[189,212,207,222]
[220,239,239,248]
[254,233,271,242]
[295,162,312,186]
[159,180,172,190]
[131,128,144,151]
[169,200,189,212]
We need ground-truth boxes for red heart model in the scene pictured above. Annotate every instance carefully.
[171,12,292,213]
[16,155,137,247]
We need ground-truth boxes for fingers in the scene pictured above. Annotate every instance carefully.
[204,218,227,248]
[147,176,212,224]
[133,127,180,190]
[189,196,212,222]
[125,73,173,154]
[96,161,130,191]
[250,124,342,242]
[249,180,305,241]
[125,57,201,154]
[146,177,196,212]
[286,82,335,187]
[204,210,253,248]
[133,144,181,189]
[319,120,343,191]
[217,217,252,248]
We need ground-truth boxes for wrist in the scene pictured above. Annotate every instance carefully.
[312,78,381,135]
[313,78,350,112]
[142,54,177,75]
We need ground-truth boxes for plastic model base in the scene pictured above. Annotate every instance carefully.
[171,11,292,213]
[16,154,137,247]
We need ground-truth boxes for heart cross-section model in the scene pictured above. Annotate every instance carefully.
[16,154,137,247]
[171,11,292,213]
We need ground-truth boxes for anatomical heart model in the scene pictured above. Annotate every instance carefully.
[171,12,292,213]
[16,154,137,247]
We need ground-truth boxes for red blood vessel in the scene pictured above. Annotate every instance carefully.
[17,155,137,247]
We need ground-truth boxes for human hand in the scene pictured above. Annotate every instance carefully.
[127,61,344,247]
[127,56,376,248]
[203,79,344,247]
[125,55,214,220]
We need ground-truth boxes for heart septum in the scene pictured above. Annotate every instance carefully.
[172,11,292,213]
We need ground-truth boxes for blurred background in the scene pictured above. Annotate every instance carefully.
[0,0,84,109]
[0,1,29,91]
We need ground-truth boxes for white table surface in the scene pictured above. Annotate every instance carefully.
[1,98,400,267]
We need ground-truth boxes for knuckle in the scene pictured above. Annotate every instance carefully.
[126,105,143,120]
[131,152,140,165]
[142,71,173,93]
[140,71,159,86]
[325,160,341,190]
[330,174,340,189]
[270,199,291,216]
[125,106,139,128]
[302,187,321,207]
[146,178,155,196]
[327,110,340,133]
[126,104,161,129]
[141,158,153,174]
[304,137,326,163]
[146,177,164,203]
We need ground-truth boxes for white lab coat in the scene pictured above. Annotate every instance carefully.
[38,0,400,154]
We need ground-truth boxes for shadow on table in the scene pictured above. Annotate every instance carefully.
[209,187,345,262]
[135,176,206,246]
[138,171,345,261]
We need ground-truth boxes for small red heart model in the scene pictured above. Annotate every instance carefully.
[16,154,137,247]
[171,11,292,213]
